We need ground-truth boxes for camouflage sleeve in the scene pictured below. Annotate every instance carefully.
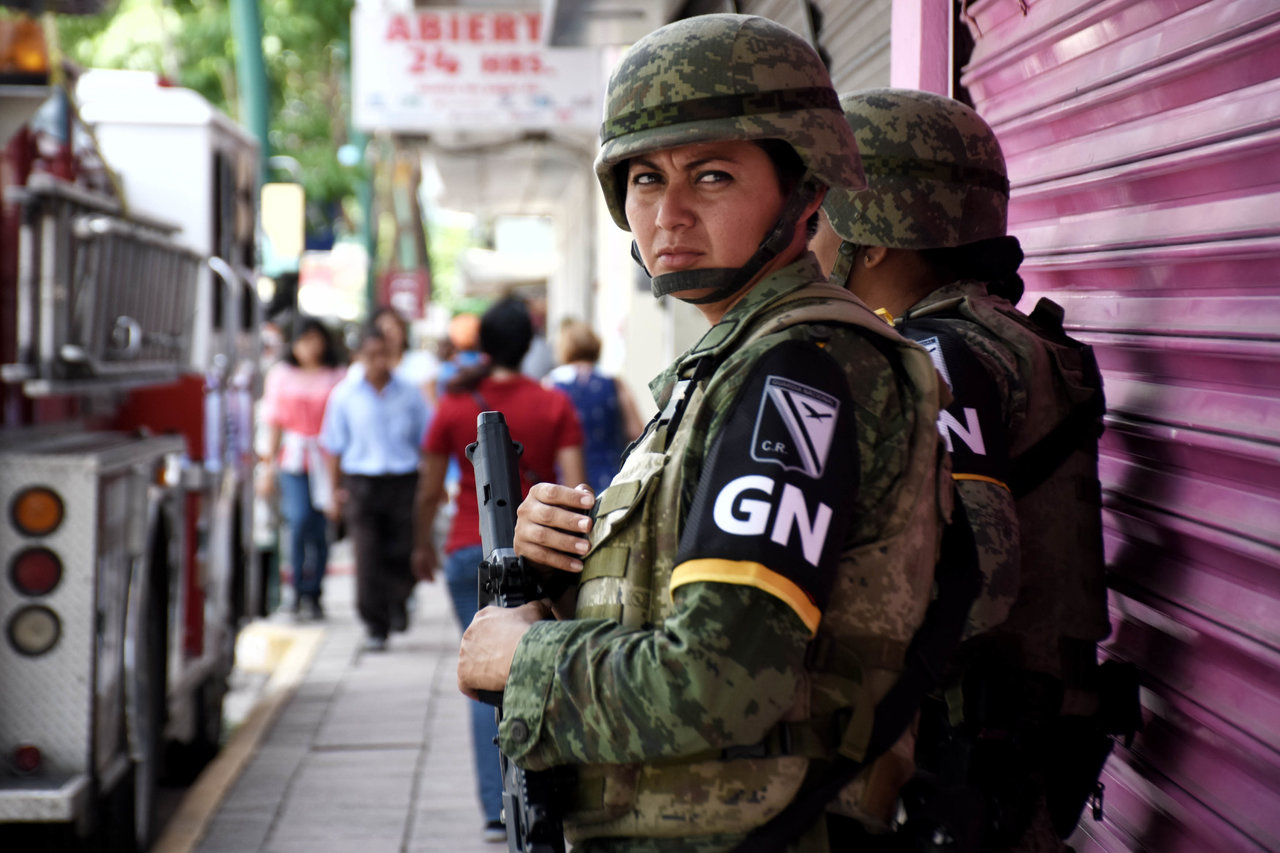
[672,339,859,630]
[956,478,1020,636]
[499,581,810,770]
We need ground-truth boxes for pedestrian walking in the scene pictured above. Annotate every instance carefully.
[413,297,585,842]
[345,305,438,404]
[321,325,430,651]
[456,15,950,851]
[257,317,346,618]
[545,319,645,495]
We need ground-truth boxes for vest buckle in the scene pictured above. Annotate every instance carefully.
[722,723,794,761]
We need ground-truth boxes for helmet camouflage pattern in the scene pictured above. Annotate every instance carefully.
[823,88,1009,249]
[595,13,864,231]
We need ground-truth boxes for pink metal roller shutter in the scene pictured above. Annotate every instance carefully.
[960,1,1280,850]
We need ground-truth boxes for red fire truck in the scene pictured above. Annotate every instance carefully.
[0,25,261,851]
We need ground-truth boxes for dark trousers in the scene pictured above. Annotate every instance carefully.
[343,473,417,638]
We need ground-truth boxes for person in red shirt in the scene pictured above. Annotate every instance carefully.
[412,297,584,841]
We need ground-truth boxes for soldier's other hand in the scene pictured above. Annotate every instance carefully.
[514,482,595,573]
[457,600,551,700]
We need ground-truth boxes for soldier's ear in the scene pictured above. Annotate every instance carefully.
[864,246,889,268]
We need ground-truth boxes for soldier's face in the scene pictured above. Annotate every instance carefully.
[624,140,787,278]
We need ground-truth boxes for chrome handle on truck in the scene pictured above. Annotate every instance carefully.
[111,316,143,356]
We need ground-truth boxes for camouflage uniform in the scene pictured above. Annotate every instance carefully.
[499,18,950,852]
[824,89,1111,852]
[502,255,949,851]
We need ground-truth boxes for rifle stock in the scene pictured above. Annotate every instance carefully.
[465,411,566,853]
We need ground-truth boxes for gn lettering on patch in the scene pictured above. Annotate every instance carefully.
[751,376,839,479]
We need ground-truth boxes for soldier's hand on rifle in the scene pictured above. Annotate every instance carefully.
[514,483,595,573]
[458,599,553,700]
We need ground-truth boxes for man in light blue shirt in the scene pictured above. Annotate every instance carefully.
[322,325,430,650]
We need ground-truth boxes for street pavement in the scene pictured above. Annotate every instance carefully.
[192,548,500,853]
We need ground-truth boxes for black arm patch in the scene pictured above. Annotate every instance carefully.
[676,340,858,610]
[899,318,1010,486]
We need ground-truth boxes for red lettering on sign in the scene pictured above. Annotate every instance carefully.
[408,46,460,75]
[386,14,410,40]
[492,14,516,42]
[389,11,542,43]
[418,14,440,41]
[481,53,546,74]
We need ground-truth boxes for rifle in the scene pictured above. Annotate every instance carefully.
[465,411,566,853]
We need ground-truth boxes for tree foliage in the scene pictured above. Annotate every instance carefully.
[59,0,358,222]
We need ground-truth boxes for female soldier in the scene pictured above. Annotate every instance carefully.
[457,17,950,851]
[812,89,1113,852]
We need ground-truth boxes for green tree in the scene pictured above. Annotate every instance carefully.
[59,0,358,226]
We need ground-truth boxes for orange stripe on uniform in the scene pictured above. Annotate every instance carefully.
[952,473,1010,491]
[670,558,822,635]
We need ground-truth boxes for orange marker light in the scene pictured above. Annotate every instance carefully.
[0,17,50,76]
[11,487,63,537]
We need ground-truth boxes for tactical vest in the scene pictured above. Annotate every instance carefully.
[900,289,1110,682]
[565,283,953,842]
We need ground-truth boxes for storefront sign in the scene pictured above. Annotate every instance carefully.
[352,7,602,132]
[379,269,430,321]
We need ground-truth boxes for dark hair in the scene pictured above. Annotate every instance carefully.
[370,305,409,354]
[480,298,533,369]
[357,324,388,351]
[753,139,820,238]
[284,317,342,368]
[753,139,806,193]
[918,236,1026,304]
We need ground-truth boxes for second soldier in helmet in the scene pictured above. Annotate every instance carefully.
[813,88,1112,853]
[456,14,952,852]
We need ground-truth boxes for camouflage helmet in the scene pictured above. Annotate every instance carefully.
[823,89,1009,249]
[594,13,864,231]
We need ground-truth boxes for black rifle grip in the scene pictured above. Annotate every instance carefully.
[467,410,567,852]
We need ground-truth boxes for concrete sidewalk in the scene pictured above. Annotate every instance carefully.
[192,561,499,853]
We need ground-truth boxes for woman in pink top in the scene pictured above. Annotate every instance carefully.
[259,318,346,617]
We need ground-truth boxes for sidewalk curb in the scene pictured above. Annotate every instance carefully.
[151,623,325,853]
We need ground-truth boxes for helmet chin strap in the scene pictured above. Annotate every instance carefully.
[635,180,820,306]
[827,240,859,288]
